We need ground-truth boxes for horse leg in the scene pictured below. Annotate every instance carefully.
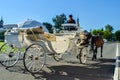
[92,51,95,61]
[94,47,97,59]
[92,46,96,60]
[100,46,103,57]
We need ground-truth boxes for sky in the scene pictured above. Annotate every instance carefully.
[0,0,120,32]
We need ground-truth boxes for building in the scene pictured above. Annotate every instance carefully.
[3,24,18,30]
[0,17,4,28]
[0,17,18,31]
[0,18,48,32]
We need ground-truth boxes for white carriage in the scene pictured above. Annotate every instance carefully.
[0,23,89,73]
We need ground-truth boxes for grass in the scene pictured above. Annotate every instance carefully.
[0,42,4,47]
[0,41,26,54]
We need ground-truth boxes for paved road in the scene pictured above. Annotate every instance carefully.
[0,42,118,80]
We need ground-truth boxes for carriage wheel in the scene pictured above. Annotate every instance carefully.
[0,43,20,67]
[23,43,46,74]
[78,47,87,64]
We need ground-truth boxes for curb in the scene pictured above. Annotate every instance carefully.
[113,43,119,80]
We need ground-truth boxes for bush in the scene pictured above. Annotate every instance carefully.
[0,31,5,41]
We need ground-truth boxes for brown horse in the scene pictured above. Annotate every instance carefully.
[86,33,104,60]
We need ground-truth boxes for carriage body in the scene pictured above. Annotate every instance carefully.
[4,29,31,48]
[4,23,87,55]
[38,23,85,54]
[1,23,89,73]
[4,28,72,54]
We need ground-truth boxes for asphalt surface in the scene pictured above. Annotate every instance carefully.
[0,42,117,80]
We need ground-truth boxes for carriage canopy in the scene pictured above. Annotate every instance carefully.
[18,19,49,32]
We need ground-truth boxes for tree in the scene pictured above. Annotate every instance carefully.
[0,31,5,41]
[115,30,120,41]
[52,13,67,29]
[104,24,114,41]
[92,29,98,35]
[105,24,114,32]
[43,22,53,33]
[103,30,111,40]
[90,24,115,41]
[101,28,104,31]
[91,29,103,35]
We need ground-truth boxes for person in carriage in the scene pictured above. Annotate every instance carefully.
[66,15,77,31]
[67,14,76,23]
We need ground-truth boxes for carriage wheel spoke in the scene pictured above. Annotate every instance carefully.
[26,60,32,67]
[0,43,20,67]
[23,43,46,73]
[28,62,34,71]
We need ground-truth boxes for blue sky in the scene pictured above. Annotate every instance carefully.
[0,0,120,32]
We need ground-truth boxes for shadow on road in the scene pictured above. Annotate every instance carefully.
[30,58,115,80]
[1,58,115,80]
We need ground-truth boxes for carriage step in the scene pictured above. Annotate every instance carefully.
[47,53,54,56]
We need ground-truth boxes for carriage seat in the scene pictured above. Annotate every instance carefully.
[18,27,43,41]
[18,27,57,42]
[42,32,56,41]
[25,27,56,41]
[26,27,44,34]
[29,27,56,41]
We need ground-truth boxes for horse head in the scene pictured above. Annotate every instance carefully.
[82,32,92,45]
[75,31,92,45]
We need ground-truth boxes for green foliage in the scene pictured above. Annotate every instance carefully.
[101,28,104,31]
[103,24,114,41]
[91,24,114,41]
[43,22,53,33]
[0,31,5,41]
[92,29,97,35]
[105,24,114,32]
[115,30,120,41]
[103,30,112,40]
[52,13,67,29]
[91,29,103,35]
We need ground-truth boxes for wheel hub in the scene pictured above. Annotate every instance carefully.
[34,57,39,60]
[9,52,14,57]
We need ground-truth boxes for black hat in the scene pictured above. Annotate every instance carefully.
[69,15,73,17]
